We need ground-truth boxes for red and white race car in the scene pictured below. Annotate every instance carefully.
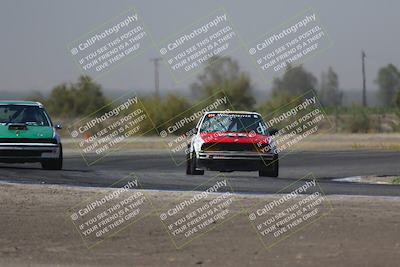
[186,111,279,177]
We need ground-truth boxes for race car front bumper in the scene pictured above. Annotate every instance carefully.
[197,150,276,171]
[0,143,60,162]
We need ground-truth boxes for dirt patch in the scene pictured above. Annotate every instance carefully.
[0,182,399,267]
[333,175,400,185]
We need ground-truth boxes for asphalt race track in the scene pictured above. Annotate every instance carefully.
[0,150,400,196]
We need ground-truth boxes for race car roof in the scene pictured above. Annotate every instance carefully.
[205,110,262,116]
[0,101,43,106]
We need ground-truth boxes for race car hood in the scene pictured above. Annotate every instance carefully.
[0,124,54,139]
[200,132,270,145]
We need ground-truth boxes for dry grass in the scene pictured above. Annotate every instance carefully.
[61,133,400,153]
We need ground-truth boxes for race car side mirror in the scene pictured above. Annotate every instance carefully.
[55,124,63,130]
[269,128,278,135]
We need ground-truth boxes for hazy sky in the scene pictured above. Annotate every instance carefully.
[0,0,398,94]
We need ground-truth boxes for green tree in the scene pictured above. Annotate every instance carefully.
[257,91,298,116]
[271,64,317,97]
[191,56,255,110]
[319,66,342,107]
[72,76,109,116]
[375,64,400,106]
[142,93,192,135]
[396,91,400,109]
[344,105,371,133]
[395,91,400,120]
[46,84,75,117]
[40,75,109,118]
[152,93,192,127]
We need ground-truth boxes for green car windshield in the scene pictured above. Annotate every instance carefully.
[0,105,51,126]
[200,113,268,135]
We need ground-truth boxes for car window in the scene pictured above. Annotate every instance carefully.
[0,105,50,126]
[200,113,268,135]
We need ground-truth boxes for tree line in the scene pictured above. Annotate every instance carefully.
[31,56,400,133]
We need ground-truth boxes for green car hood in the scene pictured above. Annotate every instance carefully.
[0,125,54,139]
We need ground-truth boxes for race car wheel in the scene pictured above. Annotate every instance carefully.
[186,149,192,174]
[41,145,63,170]
[259,156,279,177]
[186,151,204,175]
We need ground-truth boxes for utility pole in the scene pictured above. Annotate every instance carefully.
[362,50,367,107]
[150,57,162,98]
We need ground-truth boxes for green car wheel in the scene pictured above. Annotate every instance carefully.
[41,145,63,170]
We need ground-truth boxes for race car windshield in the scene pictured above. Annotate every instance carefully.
[200,113,268,135]
[0,105,50,126]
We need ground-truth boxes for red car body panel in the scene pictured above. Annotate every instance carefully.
[200,132,270,146]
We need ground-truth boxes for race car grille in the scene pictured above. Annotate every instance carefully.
[202,142,271,153]
[201,142,257,152]
[0,138,57,144]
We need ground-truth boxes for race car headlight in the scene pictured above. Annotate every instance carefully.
[193,136,204,152]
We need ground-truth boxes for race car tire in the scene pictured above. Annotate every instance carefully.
[186,151,204,175]
[259,156,279,177]
[186,149,192,174]
[41,145,63,170]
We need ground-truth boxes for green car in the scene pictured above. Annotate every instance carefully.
[0,101,63,170]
